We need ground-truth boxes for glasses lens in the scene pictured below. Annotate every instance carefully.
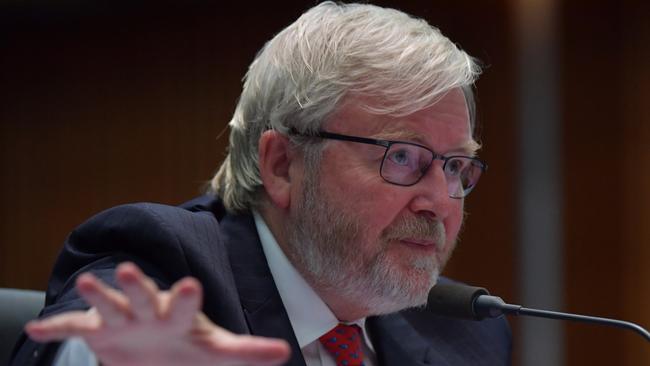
[381,143,433,185]
[380,143,485,198]
[445,157,484,198]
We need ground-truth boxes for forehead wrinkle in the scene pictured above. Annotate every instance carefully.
[370,129,422,141]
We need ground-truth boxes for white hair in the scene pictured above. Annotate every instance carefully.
[210,1,481,212]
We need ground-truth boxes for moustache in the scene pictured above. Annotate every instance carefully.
[381,215,446,250]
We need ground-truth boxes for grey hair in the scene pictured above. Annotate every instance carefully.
[210,1,481,212]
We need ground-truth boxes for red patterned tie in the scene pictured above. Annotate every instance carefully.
[318,324,365,366]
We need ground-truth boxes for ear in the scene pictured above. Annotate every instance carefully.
[258,130,294,209]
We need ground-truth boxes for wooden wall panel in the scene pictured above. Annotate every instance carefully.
[0,1,309,289]
[621,0,650,363]
[562,0,650,364]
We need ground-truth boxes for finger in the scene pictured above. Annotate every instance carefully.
[202,329,291,366]
[116,262,161,322]
[76,272,131,328]
[25,310,100,342]
[164,277,203,332]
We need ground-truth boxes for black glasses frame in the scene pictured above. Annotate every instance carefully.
[292,129,487,198]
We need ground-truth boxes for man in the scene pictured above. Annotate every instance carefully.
[11,2,511,365]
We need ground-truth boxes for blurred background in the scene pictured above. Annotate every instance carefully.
[1,0,648,365]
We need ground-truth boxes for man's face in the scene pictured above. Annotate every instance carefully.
[286,88,477,316]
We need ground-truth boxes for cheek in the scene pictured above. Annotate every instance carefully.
[322,175,403,243]
[321,152,395,214]
[443,202,464,244]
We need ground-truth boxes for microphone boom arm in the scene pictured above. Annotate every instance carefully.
[474,294,650,342]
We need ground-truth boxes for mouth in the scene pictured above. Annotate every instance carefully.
[398,238,440,253]
[395,238,445,269]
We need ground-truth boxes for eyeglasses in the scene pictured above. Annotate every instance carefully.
[295,130,487,199]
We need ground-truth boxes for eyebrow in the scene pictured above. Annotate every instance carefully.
[370,129,481,156]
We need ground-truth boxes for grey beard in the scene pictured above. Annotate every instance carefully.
[286,168,447,316]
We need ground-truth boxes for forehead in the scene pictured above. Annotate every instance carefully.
[324,88,478,154]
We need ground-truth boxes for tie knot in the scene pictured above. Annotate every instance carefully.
[318,324,365,366]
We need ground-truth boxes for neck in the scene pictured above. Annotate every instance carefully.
[316,288,370,322]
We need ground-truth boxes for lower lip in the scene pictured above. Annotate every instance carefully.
[399,240,438,253]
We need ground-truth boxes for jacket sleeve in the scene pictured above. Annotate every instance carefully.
[9,203,202,366]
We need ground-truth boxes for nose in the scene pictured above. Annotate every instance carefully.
[407,161,456,219]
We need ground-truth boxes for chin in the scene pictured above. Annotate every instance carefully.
[362,266,440,316]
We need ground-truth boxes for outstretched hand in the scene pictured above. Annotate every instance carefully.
[26,262,291,366]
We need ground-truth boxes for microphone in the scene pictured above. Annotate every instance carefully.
[426,283,650,342]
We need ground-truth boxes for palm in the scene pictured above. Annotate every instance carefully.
[26,262,290,366]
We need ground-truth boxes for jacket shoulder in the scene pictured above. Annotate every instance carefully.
[11,196,242,366]
[54,200,224,290]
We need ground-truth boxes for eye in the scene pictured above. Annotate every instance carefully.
[387,149,412,166]
[445,158,467,177]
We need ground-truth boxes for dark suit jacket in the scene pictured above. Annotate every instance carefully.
[11,196,511,365]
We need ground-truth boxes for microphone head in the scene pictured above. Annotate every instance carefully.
[426,282,489,320]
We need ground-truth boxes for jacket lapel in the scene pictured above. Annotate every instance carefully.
[219,212,306,366]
